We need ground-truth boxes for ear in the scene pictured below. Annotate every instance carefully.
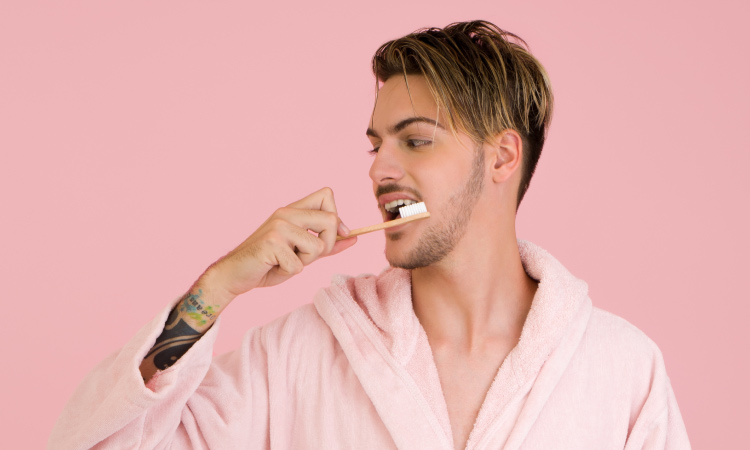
[487,129,523,184]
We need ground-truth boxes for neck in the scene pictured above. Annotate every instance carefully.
[410,223,538,353]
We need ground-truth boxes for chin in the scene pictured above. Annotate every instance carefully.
[385,254,410,269]
[384,235,423,270]
[384,234,408,266]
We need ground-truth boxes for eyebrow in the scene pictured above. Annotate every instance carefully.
[366,116,445,138]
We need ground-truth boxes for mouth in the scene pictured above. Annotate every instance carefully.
[382,198,419,221]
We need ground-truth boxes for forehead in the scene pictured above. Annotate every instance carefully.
[370,75,441,132]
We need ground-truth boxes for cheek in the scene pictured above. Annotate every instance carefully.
[415,158,469,194]
[414,144,473,176]
[419,178,460,217]
[428,166,477,212]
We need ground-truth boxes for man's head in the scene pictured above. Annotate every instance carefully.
[367,20,553,269]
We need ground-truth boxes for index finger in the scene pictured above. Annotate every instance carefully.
[287,187,338,215]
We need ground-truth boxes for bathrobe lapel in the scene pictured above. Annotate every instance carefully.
[314,276,453,450]
[474,291,591,449]
[314,239,592,450]
[463,239,593,448]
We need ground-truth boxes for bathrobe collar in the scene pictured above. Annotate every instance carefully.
[313,238,592,449]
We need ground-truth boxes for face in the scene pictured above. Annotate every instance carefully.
[367,75,486,269]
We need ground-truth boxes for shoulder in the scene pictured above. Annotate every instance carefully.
[581,307,670,405]
[582,307,683,435]
[251,269,387,345]
[258,303,331,349]
[584,306,666,368]
[251,268,404,356]
[586,306,662,357]
[588,307,652,340]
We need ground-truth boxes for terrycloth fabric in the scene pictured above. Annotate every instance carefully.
[48,239,691,449]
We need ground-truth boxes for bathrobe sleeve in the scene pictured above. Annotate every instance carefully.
[48,296,271,449]
[623,339,691,449]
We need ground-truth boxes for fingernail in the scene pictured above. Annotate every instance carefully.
[339,222,350,235]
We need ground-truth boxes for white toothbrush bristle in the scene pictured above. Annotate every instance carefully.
[398,201,427,218]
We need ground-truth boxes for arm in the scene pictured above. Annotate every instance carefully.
[139,187,356,384]
[624,342,691,449]
[48,188,357,449]
[139,272,231,384]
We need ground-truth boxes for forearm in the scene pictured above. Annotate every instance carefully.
[139,273,233,383]
[51,282,231,448]
[139,187,352,384]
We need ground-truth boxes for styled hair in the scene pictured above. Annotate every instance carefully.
[371,20,554,210]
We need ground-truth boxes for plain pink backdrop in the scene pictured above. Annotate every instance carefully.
[1,1,747,448]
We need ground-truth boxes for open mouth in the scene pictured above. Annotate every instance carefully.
[383,199,418,221]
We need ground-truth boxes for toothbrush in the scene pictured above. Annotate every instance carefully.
[336,202,430,241]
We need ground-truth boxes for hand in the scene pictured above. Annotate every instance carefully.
[200,187,357,302]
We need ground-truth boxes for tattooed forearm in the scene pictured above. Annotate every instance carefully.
[145,306,201,370]
[178,289,219,325]
[139,288,222,382]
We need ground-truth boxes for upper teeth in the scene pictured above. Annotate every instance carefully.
[384,199,417,213]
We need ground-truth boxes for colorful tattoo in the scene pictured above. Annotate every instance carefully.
[178,288,220,326]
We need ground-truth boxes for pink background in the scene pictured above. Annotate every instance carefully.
[1,1,747,448]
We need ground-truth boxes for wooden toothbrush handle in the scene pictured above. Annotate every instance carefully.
[336,212,430,241]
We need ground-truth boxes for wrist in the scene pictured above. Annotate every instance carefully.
[194,267,236,308]
[175,271,235,332]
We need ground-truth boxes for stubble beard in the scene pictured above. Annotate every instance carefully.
[387,148,485,270]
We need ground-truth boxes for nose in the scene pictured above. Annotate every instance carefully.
[368,142,405,185]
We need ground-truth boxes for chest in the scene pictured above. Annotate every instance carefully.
[433,342,517,450]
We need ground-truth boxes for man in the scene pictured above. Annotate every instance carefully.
[50,21,690,449]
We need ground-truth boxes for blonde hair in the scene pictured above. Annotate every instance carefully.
[372,20,554,209]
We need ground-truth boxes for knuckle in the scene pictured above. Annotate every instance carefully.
[268,218,286,230]
[264,228,279,240]
[279,251,294,270]
[265,230,286,247]
[273,207,289,218]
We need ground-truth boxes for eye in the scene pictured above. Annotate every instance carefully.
[367,146,380,155]
[407,139,431,148]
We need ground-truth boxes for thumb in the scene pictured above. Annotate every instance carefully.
[328,235,357,257]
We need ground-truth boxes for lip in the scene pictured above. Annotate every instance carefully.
[385,220,415,234]
[377,192,420,208]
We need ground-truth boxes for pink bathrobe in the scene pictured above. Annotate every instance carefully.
[49,239,691,449]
